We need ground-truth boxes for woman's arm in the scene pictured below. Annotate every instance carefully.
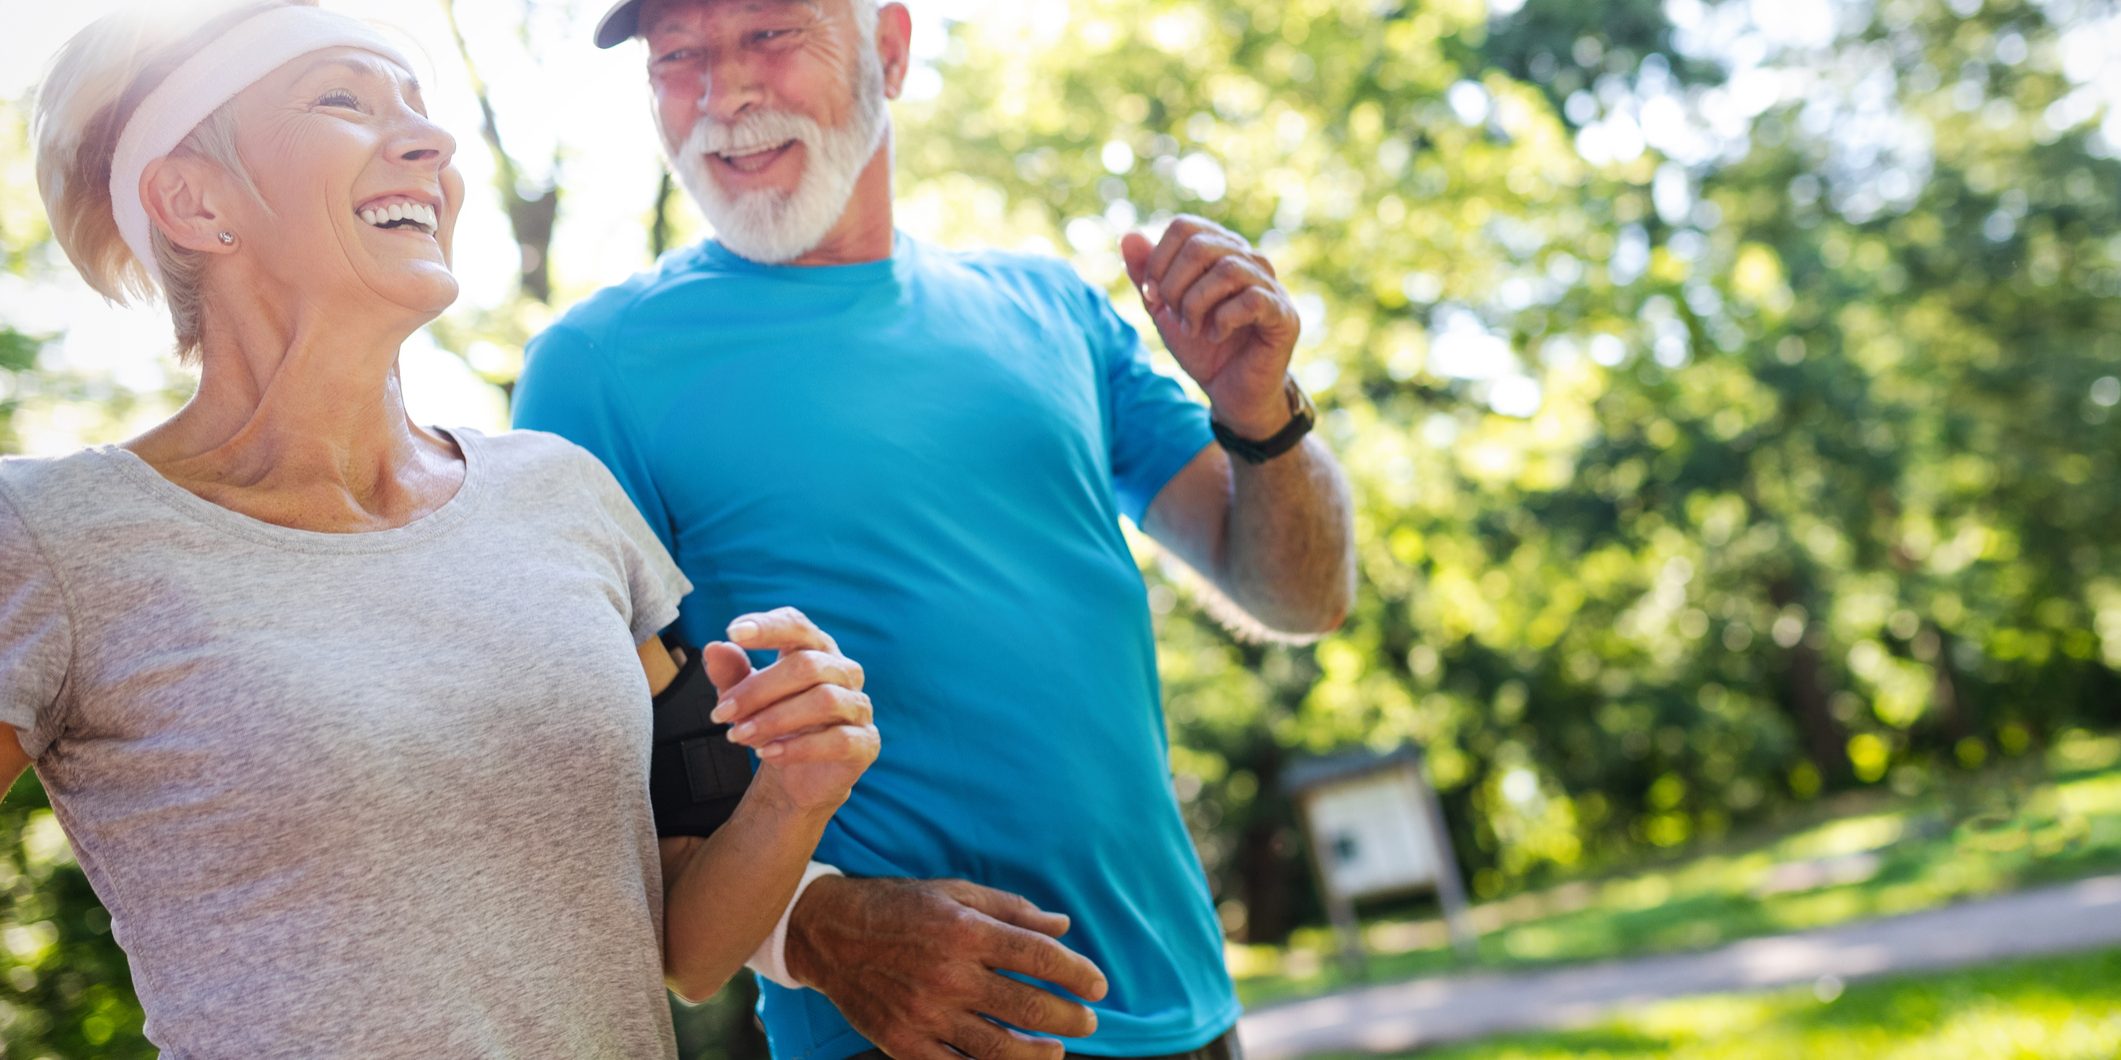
[656,795,834,1003]
[635,609,878,1003]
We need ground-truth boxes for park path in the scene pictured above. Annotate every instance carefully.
[1237,872,2121,1058]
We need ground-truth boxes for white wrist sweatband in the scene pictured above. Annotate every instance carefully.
[109,6,413,288]
[747,860,843,989]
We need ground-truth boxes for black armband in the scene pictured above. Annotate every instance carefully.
[650,642,754,839]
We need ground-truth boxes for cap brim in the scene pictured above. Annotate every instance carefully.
[594,0,642,48]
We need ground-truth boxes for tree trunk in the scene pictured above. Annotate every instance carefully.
[1769,575,1851,785]
[1926,624,1975,746]
[651,171,678,259]
[1234,739,1296,944]
[439,0,559,309]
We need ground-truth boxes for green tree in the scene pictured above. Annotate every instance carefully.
[891,0,2121,934]
[4,0,2119,1052]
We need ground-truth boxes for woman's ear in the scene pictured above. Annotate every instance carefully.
[139,155,239,257]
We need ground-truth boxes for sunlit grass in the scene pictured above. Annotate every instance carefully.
[1233,730,2121,1008]
[1387,948,2121,1060]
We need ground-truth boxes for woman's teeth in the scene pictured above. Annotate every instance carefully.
[359,201,438,234]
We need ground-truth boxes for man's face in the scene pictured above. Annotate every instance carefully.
[641,0,886,263]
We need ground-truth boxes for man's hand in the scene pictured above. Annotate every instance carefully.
[706,607,879,816]
[1121,216,1301,438]
[785,875,1110,1060]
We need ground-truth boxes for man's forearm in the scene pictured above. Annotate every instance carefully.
[1222,435,1355,633]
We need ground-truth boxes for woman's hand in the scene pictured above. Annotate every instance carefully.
[702,607,879,816]
[655,607,876,1002]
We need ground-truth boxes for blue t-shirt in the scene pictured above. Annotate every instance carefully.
[513,234,1236,1059]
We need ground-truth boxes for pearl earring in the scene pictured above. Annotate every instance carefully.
[217,231,236,246]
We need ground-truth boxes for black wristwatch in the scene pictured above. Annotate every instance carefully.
[1211,376,1316,464]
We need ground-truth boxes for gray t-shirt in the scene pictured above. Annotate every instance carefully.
[0,427,690,1059]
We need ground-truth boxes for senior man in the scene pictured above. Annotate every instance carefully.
[514,0,1356,1057]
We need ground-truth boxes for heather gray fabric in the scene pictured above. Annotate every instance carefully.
[0,427,690,1059]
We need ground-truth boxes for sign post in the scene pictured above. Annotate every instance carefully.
[1284,746,1476,977]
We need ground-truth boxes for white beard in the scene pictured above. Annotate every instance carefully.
[663,54,889,265]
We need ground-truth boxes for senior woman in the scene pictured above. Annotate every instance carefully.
[1,1,879,1055]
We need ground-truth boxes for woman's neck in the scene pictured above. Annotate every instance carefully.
[127,302,464,532]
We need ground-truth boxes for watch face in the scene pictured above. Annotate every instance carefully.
[1289,378,1317,423]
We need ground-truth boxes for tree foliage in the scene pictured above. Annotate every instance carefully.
[0,0,2116,1053]
[889,0,2121,937]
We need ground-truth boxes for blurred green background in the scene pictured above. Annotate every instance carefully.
[3,0,2119,1055]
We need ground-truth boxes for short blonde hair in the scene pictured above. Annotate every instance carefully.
[32,0,298,361]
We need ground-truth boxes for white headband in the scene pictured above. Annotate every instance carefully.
[108,6,413,288]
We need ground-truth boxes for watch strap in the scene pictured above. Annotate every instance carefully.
[1211,377,1316,464]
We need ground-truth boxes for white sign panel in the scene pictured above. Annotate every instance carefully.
[1306,768,1439,899]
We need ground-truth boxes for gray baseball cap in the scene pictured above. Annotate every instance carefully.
[594,0,647,48]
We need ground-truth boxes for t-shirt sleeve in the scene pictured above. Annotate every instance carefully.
[1076,277,1216,525]
[580,452,693,646]
[0,481,73,758]
[513,322,679,561]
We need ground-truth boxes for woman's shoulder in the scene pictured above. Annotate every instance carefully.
[1,445,117,488]
[0,448,132,530]
[0,449,159,587]
[450,426,629,508]
[453,426,604,477]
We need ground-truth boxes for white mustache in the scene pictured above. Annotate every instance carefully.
[684,109,823,157]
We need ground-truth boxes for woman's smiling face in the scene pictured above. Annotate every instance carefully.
[220,46,465,321]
